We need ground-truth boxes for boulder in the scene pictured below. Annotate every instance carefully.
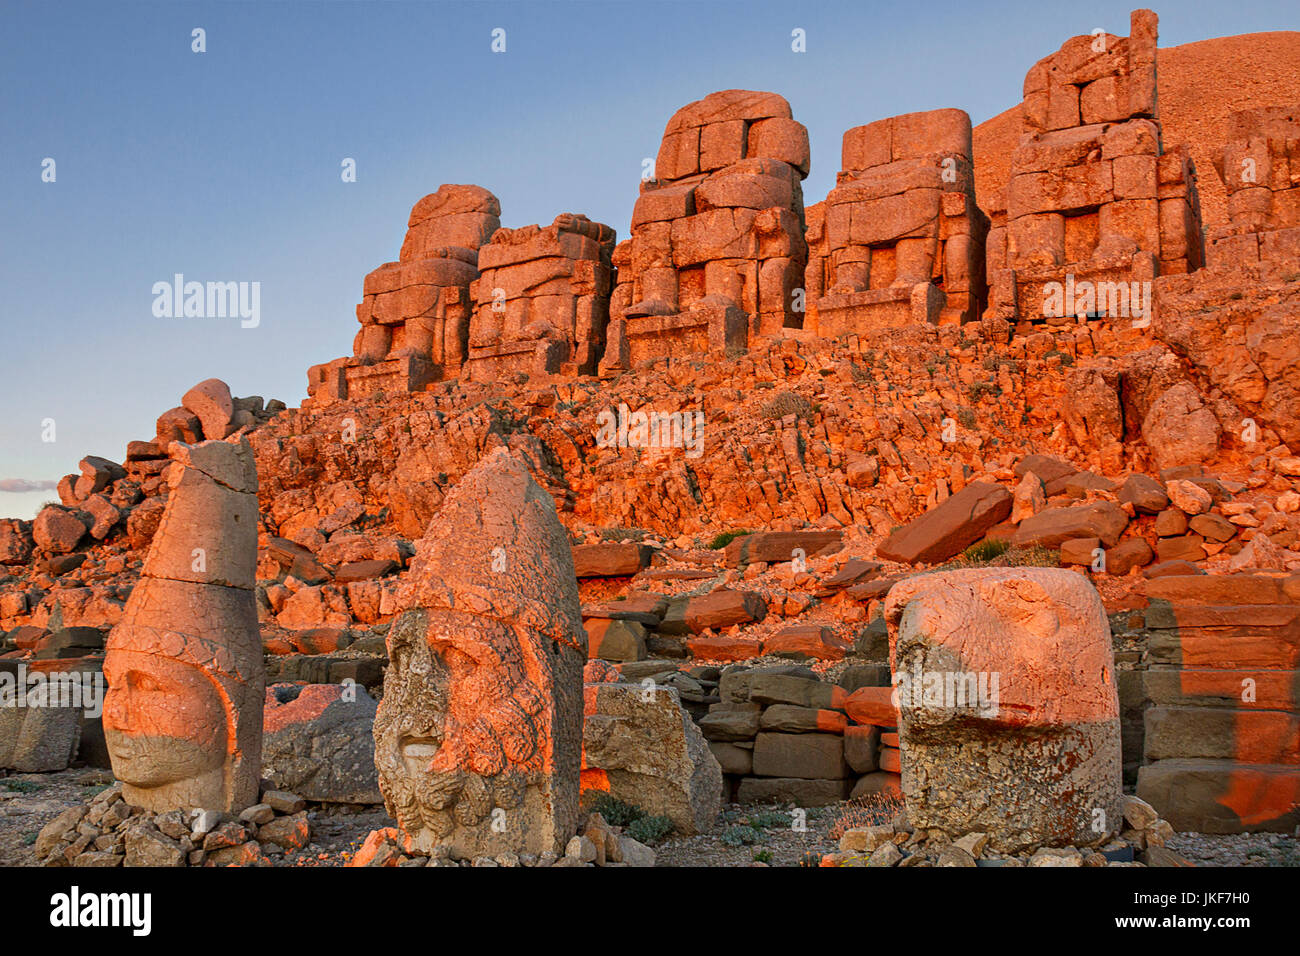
[181,378,236,441]
[1118,473,1169,514]
[261,683,383,804]
[875,481,1012,565]
[582,682,721,835]
[32,506,87,554]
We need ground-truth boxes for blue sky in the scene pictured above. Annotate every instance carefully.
[2,0,1296,520]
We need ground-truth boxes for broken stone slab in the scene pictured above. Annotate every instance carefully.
[581,681,721,835]
[875,481,1012,565]
[721,530,843,567]
[1012,500,1129,548]
[683,589,767,632]
[571,542,653,578]
[262,683,383,804]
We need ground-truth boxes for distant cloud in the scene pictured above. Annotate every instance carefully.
[0,479,58,493]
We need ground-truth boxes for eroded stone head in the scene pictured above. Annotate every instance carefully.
[373,447,586,858]
[102,438,262,812]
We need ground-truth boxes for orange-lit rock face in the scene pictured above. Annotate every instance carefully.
[884,567,1123,852]
[102,438,262,813]
[373,448,586,859]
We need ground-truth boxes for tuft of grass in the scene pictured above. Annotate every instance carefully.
[828,790,906,841]
[752,849,774,864]
[962,538,1011,563]
[760,390,814,421]
[2,780,46,794]
[741,809,792,830]
[626,814,675,846]
[709,529,751,550]
[721,824,764,847]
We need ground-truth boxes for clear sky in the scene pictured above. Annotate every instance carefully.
[2,0,1296,520]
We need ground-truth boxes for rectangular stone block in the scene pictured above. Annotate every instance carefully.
[1137,758,1300,833]
[751,732,850,779]
[736,776,851,806]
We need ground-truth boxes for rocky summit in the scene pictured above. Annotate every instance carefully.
[2,6,1299,880]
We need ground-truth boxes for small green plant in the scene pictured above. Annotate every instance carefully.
[742,810,791,830]
[22,831,38,846]
[709,529,751,550]
[962,538,1010,563]
[721,824,764,847]
[582,792,644,828]
[752,849,774,864]
[626,814,674,846]
[2,780,45,794]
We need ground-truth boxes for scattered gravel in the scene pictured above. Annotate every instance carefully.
[5,770,1297,867]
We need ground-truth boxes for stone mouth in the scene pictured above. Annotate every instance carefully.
[399,736,442,775]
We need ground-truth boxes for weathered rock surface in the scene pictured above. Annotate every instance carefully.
[581,679,721,835]
[262,682,383,804]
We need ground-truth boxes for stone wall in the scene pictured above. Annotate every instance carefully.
[306,185,500,404]
[983,10,1205,334]
[465,214,616,382]
[600,90,809,376]
[1133,574,1300,833]
[698,664,901,806]
[1207,106,1300,272]
[806,108,988,335]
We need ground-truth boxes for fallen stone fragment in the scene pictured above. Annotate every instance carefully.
[875,481,1012,565]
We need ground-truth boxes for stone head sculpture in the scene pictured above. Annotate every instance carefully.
[374,447,586,859]
[103,438,262,812]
